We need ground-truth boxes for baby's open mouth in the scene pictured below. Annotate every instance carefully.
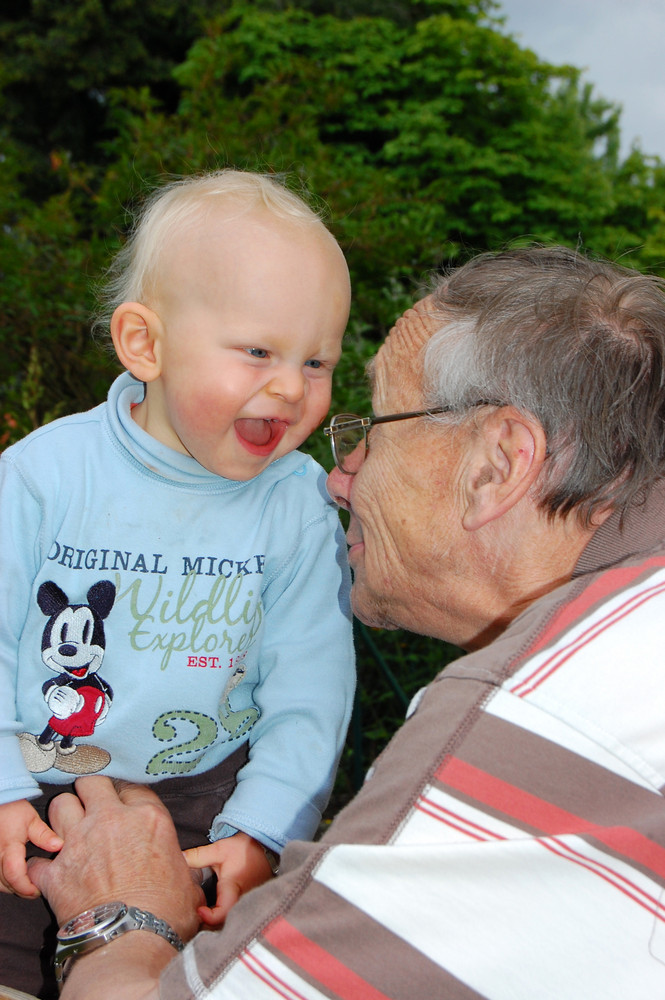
[235,418,288,453]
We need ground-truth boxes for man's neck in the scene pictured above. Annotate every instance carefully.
[460,507,597,652]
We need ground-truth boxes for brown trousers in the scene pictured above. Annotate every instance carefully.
[0,742,249,998]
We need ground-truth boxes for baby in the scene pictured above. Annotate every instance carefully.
[0,170,355,997]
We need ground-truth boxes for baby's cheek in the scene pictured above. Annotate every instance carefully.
[307,385,333,426]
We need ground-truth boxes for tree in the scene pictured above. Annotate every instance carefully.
[0,135,119,442]
[94,4,646,324]
[0,0,224,197]
[0,0,494,194]
[4,0,665,441]
[4,0,665,440]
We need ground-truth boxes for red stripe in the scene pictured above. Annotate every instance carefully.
[240,948,311,999]
[521,557,665,661]
[545,837,665,921]
[416,794,503,842]
[263,917,393,1000]
[416,802,489,841]
[512,577,665,696]
[438,756,665,879]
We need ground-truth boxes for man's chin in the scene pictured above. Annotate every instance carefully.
[351,587,399,632]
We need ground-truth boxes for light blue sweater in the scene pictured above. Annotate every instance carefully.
[0,373,355,853]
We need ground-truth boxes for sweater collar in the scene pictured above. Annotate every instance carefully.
[106,372,304,488]
[574,479,665,578]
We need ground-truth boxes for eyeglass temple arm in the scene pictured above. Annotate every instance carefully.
[371,407,451,425]
[324,408,452,436]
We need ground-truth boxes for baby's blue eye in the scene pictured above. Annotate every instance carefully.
[246,348,269,358]
[305,359,323,369]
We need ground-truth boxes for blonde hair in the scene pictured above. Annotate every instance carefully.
[93,170,325,340]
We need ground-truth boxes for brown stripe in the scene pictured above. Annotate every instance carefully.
[161,841,330,993]
[263,879,489,1000]
[453,712,665,838]
[439,710,665,884]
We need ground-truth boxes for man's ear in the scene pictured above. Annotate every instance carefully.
[110,302,164,383]
[462,407,547,531]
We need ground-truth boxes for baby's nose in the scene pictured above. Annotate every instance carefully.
[268,366,306,403]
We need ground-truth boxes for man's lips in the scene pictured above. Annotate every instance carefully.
[347,540,364,561]
[235,418,289,455]
[346,520,364,559]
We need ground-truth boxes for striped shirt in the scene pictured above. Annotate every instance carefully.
[161,487,665,999]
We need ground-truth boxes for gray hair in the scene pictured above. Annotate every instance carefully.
[424,246,665,525]
[92,169,324,341]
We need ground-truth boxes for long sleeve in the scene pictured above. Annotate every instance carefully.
[0,456,46,803]
[210,490,355,850]
[1,375,355,856]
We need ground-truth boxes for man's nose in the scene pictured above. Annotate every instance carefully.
[268,366,306,403]
[326,464,352,510]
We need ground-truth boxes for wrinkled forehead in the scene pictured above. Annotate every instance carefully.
[368,296,443,413]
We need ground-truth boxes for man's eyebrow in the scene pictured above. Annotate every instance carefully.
[365,356,377,388]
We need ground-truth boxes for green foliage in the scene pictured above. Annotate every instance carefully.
[5,0,665,438]
[82,3,665,332]
[0,135,120,437]
[0,0,222,189]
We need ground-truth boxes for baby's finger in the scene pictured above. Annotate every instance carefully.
[194,873,239,926]
[183,844,213,869]
[197,902,227,928]
[212,877,241,922]
[26,854,50,891]
[1,843,39,898]
[27,813,63,853]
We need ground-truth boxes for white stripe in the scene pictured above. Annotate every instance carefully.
[541,836,665,919]
[203,942,326,1000]
[314,839,665,999]
[504,575,665,785]
[486,688,658,790]
[509,569,665,697]
[396,782,524,846]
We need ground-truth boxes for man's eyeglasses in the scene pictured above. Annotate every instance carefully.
[323,408,452,474]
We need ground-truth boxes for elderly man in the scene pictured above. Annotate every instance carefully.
[26,246,665,998]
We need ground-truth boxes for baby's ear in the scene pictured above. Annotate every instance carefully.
[110,302,164,383]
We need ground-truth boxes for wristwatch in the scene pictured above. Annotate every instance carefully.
[263,847,281,876]
[54,900,184,989]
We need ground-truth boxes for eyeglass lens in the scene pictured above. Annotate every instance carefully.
[333,422,366,470]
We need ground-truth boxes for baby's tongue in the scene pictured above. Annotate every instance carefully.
[236,418,272,446]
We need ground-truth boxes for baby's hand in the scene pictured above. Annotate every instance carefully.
[184,832,274,927]
[0,798,63,897]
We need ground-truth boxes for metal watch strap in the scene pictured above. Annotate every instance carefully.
[55,902,184,990]
[263,847,280,876]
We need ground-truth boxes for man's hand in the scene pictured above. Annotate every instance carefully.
[28,777,203,942]
[184,832,273,927]
[0,798,63,897]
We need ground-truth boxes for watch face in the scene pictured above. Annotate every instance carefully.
[58,901,126,941]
